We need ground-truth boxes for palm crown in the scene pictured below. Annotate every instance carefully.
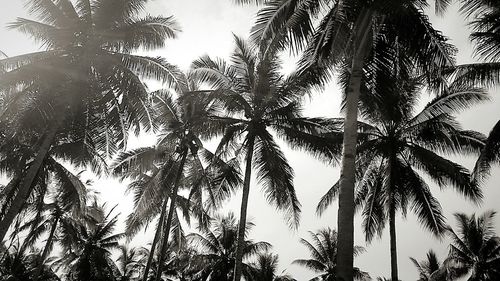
[0,0,180,154]
[318,77,487,240]
[0,0,180,243]
[191,34,341,280]
[292,228,370,281]
[56,203,124,281]
[249,253,296,281]
[192,35,340,228]
[447,211,500,281]
[187,212,271,281]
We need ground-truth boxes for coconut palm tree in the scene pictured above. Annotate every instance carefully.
[410,250,469,281]
[15,199,80,281]
[293,228,370,281]
[446,211,500,281]
[0,0,180,241]
[187,212,272,281]
[249,253,296,281]
[410,250,443,281]
[123,174,205,281]
[158,243,201,281]
[238,1,457,278]
[112,71,242,281]
[191,35,341,281]
[0,135,89,253]
[55,203,124,281]
[0,242,60,281]
[436,1,500,182]
[316,67,486,280]
[116,244,148,281]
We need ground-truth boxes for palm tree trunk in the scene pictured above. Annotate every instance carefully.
[387,155,398,281]
[142,199,169,281]
[233,136,255,281]
[0,125,58,242]
[336,8,374,281]
[154,150,188,281]
[389,200,398,281]
[33,217,59,281]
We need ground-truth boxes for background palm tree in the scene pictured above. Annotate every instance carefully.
[0,0,180,242]
[249,252,296,281]
[55,203,124,281]
[410,250,443,281]
[316,61,486,279]
[292,228,370,281]
[191,34,340,281]
[446,211,500,281]
[0,242,60,281]
[438,1,500,183]
[160,245,200,281]
[238,1,458,278]
[0,135,89,243]
[410,250,468,281]
[187,212,271,281]
[112,72,242,281]
[116,244,148,281]
[16,198,81,281]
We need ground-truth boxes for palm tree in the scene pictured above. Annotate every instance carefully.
[0,136,89,255]
[187,212,272,281]
[437,1,500,182]
[0,0,180,241]
[446,211,500,281]
[316,68,486,280]
[112,72,242,281]
[128,178,205,281]
[191,35,340,281]
[15,200,77,281]
[55,203,124,281]
[410,250,468,281]
[238,1,457,278]
[292,228,370,281]
[0,243,60,281]
[249,253,296,281]
[159,244,201,281]
[7,160,88,281]
[410,250,443,281]
[116,245,148,281]
[0,130,90,245]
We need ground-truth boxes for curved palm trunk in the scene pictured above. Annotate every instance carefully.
[33,217,59,281]
[336,9,374,281]
[0,125,58,242]
[154,150,188,281]
[233,136,255,281]
[142,199,169,281]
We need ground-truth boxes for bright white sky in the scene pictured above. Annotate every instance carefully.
[1,1,500,280]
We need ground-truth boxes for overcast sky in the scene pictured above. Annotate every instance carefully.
[1,1,500,280]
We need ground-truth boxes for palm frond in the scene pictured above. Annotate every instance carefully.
[254,131,300,228]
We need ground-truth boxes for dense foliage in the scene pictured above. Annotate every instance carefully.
[1,0,500,281]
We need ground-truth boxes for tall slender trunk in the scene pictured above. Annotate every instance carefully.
[142,199,169,281]
[154,150,188,281]
[389,199,398,281]
[0,125,59,242]
[33,217,59,281]
[387,154,398,281]
[336,8,374,281]
[232,136,255,281]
